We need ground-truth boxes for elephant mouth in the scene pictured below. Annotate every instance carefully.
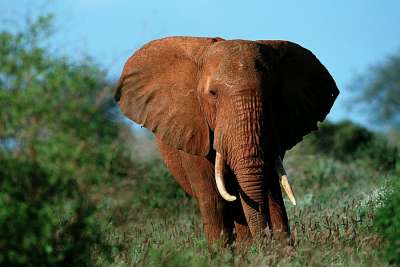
[214,152,297,205]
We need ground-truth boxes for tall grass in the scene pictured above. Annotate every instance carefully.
[90,149,394,266]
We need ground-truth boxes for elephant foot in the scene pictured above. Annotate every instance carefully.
[233,222,252,249]
[197,197,234,247]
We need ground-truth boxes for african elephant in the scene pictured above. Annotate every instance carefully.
[114,37,339,246]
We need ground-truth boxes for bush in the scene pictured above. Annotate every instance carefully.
[374,176,400,265]
[132,161,190,213]
[306,121,373,158]
[0,14,132,266]
[0,155,111,266]
[304,121,398,171]
[361,138,399,171]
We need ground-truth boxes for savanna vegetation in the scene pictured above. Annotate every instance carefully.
[1,15,399,266]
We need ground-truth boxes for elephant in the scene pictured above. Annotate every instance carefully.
[114,36,339,246]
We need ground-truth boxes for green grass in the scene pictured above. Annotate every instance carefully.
[373,177,400,265]
[88,149,395,267]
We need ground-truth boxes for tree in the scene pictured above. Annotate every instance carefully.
[351,50,400,129]
[0,14,134,266]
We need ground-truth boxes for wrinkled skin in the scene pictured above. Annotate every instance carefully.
[115,37,339,246]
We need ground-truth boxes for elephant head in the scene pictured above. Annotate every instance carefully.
[115,37,339,238]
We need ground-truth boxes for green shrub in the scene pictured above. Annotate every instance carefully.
[374,176,400,265]
[0,14,132,266]
[306,121,373,158]
[132,161,190,213]
[360,138,399,171]
[304,121,398,171]
[0,155,112,266]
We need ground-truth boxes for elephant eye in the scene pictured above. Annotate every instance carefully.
[209,88,217,97]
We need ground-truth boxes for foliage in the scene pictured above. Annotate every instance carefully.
[361,137,399,171]
[132,161,190,213]
[0,154,112,266]
[0,14,132,185]
[0,14,133,266]
[306,121,373,158]
[374,176,400,266]
[303,121,398,171]
[350,49,400,128]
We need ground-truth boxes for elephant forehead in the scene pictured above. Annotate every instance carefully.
[211,40,258,52]
[206,41,262,84]
[215,58,262,87]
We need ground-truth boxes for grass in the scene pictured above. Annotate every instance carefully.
[88,148,394,267]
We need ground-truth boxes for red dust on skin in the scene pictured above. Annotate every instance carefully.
[115,36,339,246]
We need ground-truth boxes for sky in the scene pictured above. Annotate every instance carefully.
[1,0,400,127]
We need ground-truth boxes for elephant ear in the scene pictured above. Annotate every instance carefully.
[115,37,223,155]
[257,40,339,151]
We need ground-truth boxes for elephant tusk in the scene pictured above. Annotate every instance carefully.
[215,152,237,202]
[275,156,297,205]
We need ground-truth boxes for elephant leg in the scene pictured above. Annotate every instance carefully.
[156,138,193,196]
[266,168,290,240]
[179,152,234,246]
[233,203,252,246]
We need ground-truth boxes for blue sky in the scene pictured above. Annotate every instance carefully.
[2,0,400,127]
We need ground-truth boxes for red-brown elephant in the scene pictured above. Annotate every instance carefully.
[114,37,339,246]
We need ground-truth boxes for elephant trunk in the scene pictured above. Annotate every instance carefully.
[215,150,268,236]
[234,154,268,237]
[228,93,269,237]
[214,151,295,237]
[230,147,291,238]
